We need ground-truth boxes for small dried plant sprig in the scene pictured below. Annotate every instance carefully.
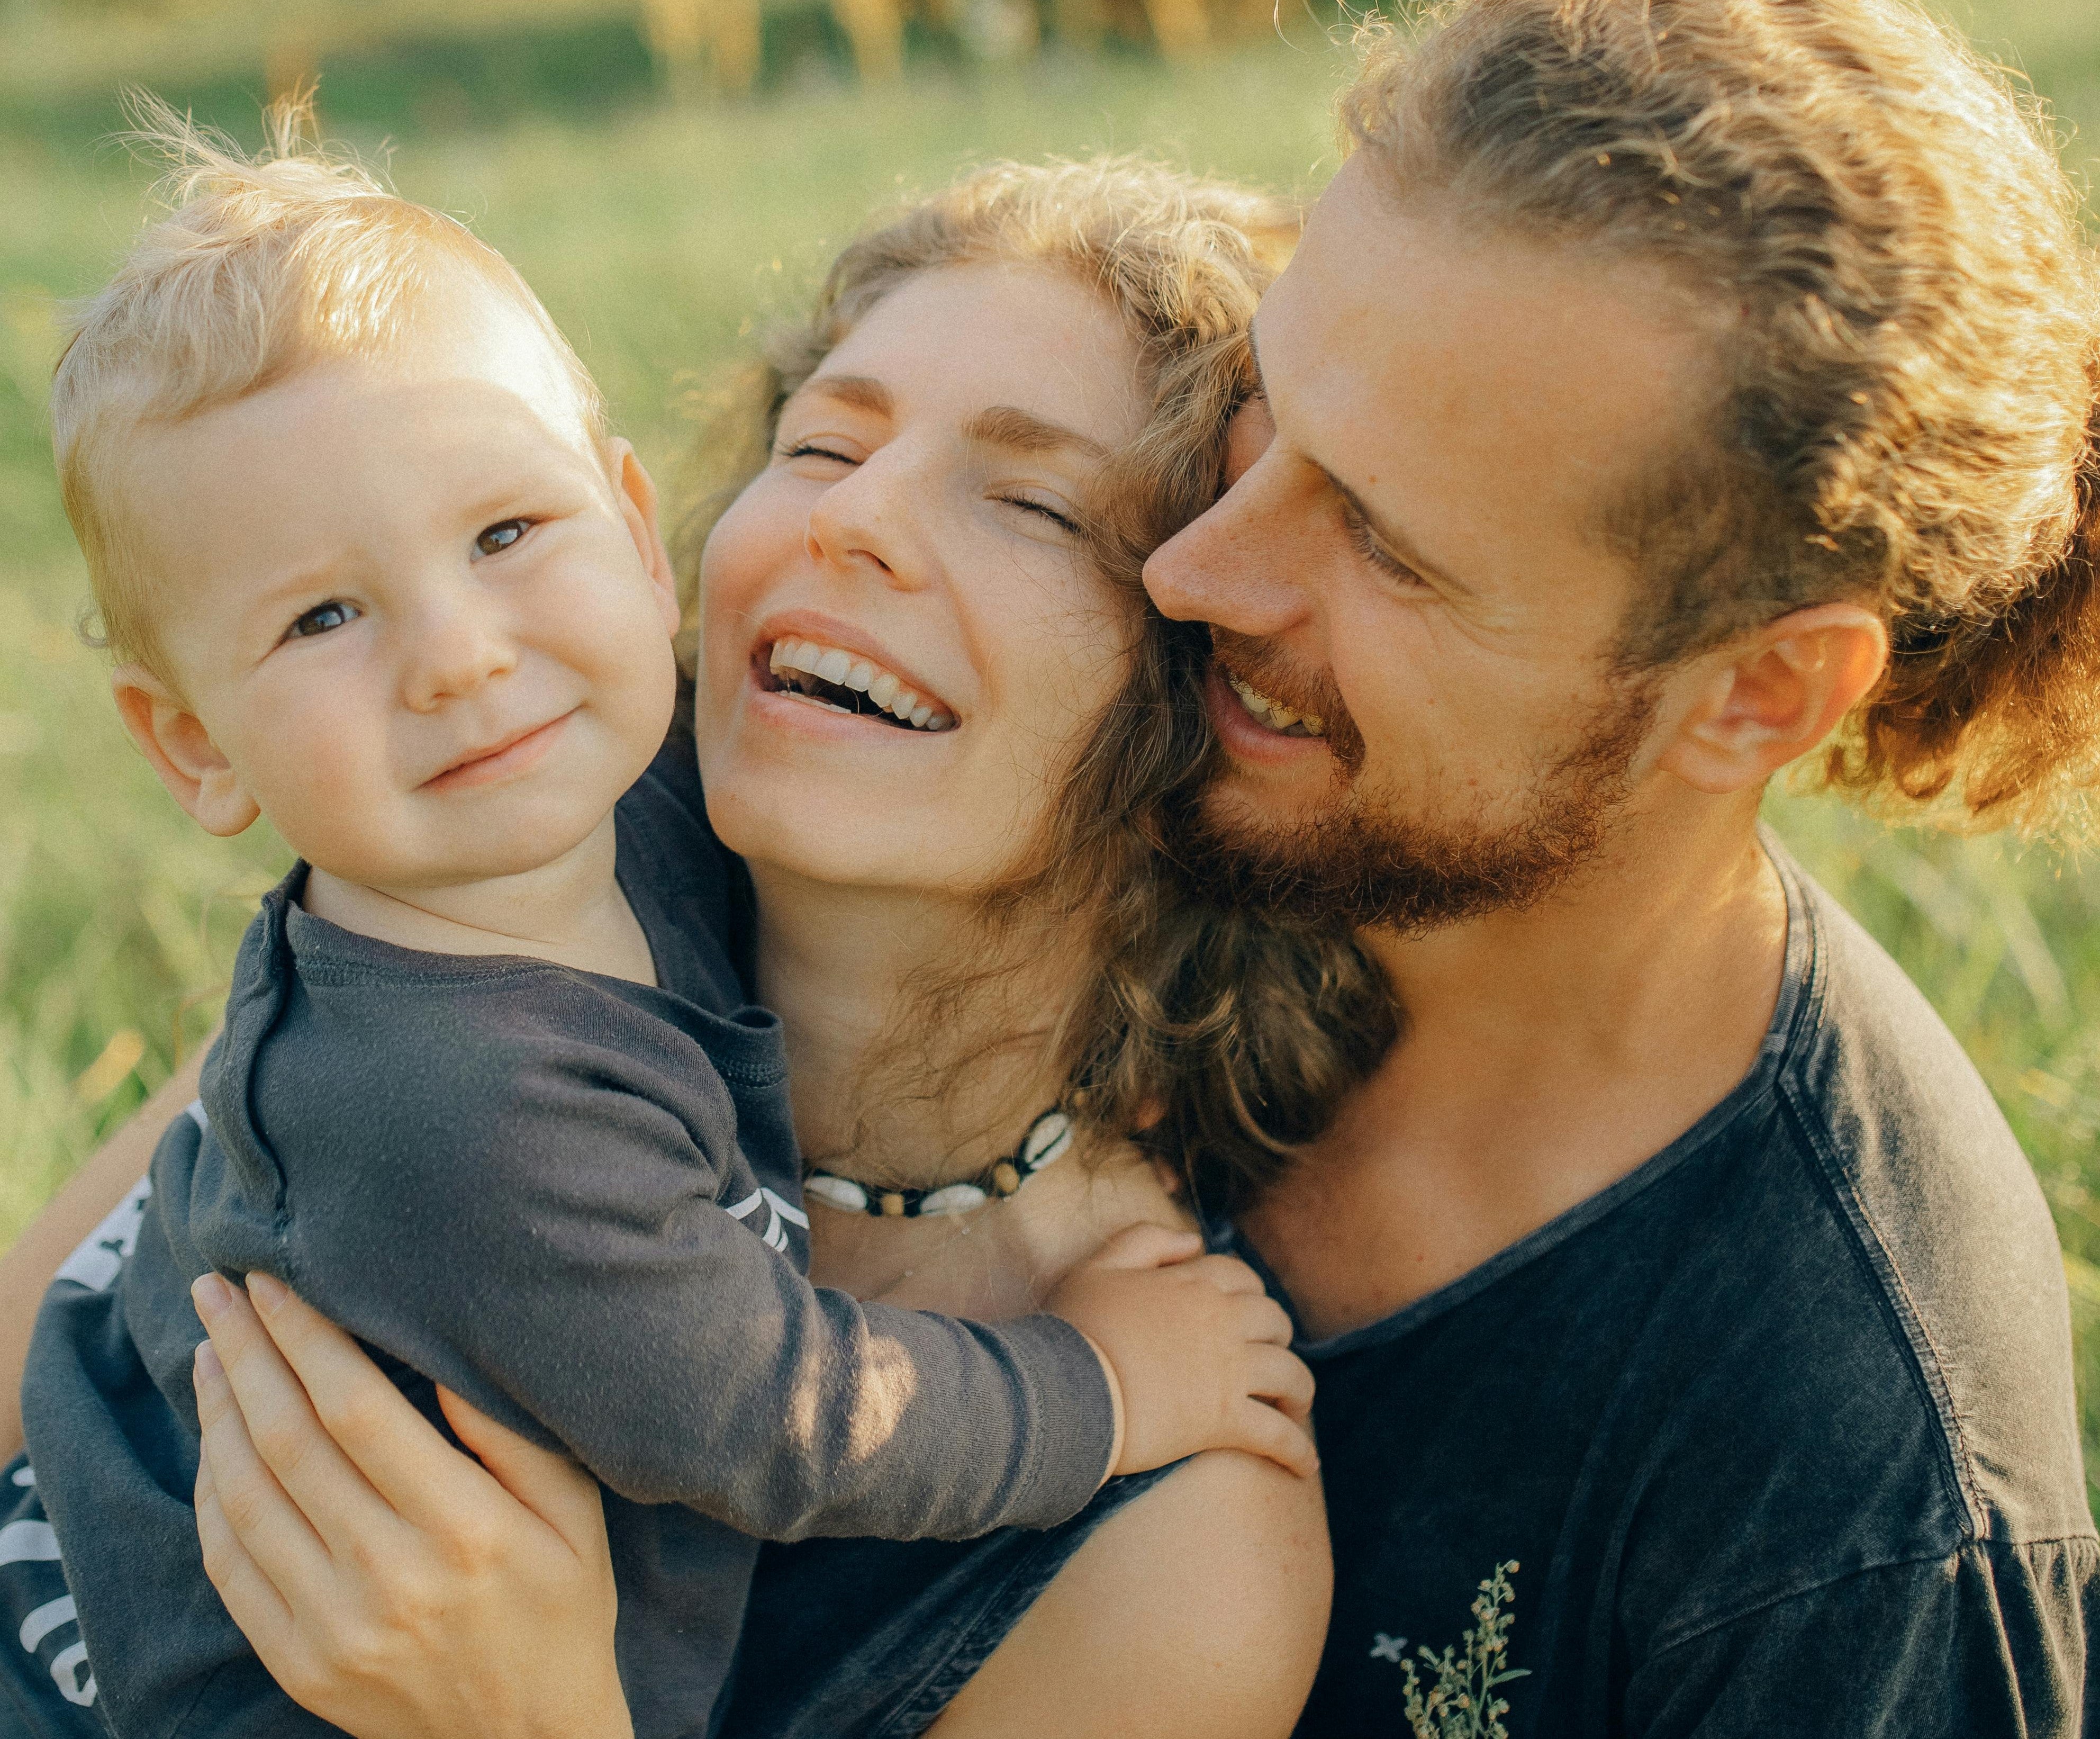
[1399,1561,1531,1739]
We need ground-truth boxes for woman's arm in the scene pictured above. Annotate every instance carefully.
[188,1271,1327,1739]
[0,1046,206,1457]
[196,1276,1328,1739]
[928,1449,1330,1739]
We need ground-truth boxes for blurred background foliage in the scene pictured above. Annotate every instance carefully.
[2,0,2099,1494]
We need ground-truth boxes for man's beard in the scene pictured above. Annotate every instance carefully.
[1174,631,1658,934]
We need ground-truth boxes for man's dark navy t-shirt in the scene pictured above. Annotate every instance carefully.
[1236,844,2097,1736]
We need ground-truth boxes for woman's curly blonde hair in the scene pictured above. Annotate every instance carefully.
[1347,0,2100,836]
[674,158,1397,1210]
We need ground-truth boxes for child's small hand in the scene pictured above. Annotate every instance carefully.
[1046,1223,1317,1481]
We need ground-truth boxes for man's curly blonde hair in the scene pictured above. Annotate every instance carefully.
[1346,0,2100,835]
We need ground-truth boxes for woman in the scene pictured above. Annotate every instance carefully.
[0,159,1386,1736]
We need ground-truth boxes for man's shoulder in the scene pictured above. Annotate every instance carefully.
[1771,866,2085,1544]
[1785,867,2042,1243]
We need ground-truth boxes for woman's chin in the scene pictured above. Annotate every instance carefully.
[700,772,962,895]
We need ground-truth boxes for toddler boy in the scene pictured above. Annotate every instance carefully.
[17,110,1305,1738]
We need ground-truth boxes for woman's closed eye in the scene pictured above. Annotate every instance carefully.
[283,599,361,641]
[778,440,859,468]
[995,491,1082,537]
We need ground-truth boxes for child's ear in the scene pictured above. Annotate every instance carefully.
[609,439,681,639]
[1653,602,1889,796]
[110,665,260,837]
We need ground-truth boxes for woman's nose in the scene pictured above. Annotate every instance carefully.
[1142,448,1310,638]
[803,452,927,592]
[401,586,519,710]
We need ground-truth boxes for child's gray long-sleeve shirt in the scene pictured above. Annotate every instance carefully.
[23,740,1115,1739]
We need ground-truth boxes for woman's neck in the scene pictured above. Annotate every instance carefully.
[750,861,1082,1187]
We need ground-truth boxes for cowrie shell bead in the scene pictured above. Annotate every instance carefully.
[805,1176,869,1212]
[918,1184,990,1217]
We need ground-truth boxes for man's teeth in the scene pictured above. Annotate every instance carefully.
[1227,674,1325,738]
[768,638,955,731]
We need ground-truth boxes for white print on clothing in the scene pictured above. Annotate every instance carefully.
[725,1187,809,1254]
[1,1476,96,1707]
[52,1101,187,1293]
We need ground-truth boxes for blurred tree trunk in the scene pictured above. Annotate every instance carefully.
[642,0,761,99]
[828,0,906,82]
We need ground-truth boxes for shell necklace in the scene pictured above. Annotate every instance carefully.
[803,1109,1074,1219]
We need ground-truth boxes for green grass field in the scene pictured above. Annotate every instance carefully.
[5,9,2100,1492]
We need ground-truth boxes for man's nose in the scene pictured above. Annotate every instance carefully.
[402,584,518,710]
[1141,450,1310,638]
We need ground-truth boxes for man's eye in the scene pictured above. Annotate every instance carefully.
[476,519,529,557]
[285,600,360,640]
[1341,501,1423,588]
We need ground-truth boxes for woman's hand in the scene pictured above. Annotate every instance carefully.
[190,1272,634,1739]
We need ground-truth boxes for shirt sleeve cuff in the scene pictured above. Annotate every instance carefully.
[996,1311,1119,1528]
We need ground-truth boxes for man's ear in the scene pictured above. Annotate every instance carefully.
[610,439,681,639]
[1654,602,1889,796]
[110,665,260,837]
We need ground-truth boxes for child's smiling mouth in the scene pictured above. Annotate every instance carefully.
[423,709,580,790]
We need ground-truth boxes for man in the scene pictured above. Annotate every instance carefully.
[3,1,2095,1733]
[1140,0,2099,1729]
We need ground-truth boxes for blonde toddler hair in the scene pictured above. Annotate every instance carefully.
[52,94,606,691]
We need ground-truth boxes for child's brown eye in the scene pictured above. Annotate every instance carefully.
[476,519,528,556]
[285,600,360,640]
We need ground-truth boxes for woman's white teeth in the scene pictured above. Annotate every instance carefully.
[767,638,956,732]
[1228,674,1325,738]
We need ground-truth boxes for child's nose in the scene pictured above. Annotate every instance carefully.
[402,592,518,709]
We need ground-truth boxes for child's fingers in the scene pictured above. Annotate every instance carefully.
[435,1386,611,1569]
[1183,1254,1268,1296]
[1081,1223,1206,1272]
[238,1273,512,1537]
[1229,1399,1321,1480]
[1232,1292,1297,1349]
[1244,1344,1317,1425]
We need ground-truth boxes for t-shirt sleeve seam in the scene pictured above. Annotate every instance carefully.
[1775,1073,1987,1534]
[1642,1534,2096,1662]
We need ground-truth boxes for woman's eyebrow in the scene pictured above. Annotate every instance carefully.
[801,374,894,416]
[964,406,1109,462]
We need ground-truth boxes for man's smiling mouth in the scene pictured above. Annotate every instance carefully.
[763,638,956,732]
[1224,671,1326,738]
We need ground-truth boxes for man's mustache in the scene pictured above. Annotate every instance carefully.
[1209,628,1367,775]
